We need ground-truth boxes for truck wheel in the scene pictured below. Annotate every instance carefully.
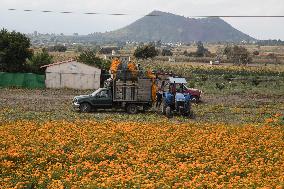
[127,104,138,114]
[191,96,199,103]
[79,103,92,113]
[165,106,173,118]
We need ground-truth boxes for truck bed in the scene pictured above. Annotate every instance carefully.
[113,79,152,102]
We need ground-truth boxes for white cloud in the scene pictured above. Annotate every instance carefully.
[0,0,284,39]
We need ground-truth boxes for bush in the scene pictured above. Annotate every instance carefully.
[77,50,111,70]
[196,41,211,57]
[251,77,261,86]
[26,49,53,74]
[224,45,252,65]
[216,83,225,90]
[161,49,173,56]
[48,45,67,52]
[134,44,158,59]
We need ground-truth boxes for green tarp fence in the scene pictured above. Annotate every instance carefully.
[0,72,45,89]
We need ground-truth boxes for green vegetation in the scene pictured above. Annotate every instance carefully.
[224,45,252,65]
[77,50,111,70]
[26,49,53,74]
[161,49,173,56]
[47,44,67,52]
[184,41,212,57]
[134,44,158,59]
[0,29,32,72]
[196,41,211,57]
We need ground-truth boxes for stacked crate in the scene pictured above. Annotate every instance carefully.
[112,61,153,103]
[113,80,138,101]
[137,79,152,101]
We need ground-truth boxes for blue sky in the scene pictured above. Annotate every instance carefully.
[1,0,284,40]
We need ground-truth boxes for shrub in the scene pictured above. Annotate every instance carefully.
[251,77,261,86]
[26,49,53,74]
[134,44,158,59]
[48,45,67,52]
[161,49,173,56]
[224,45,252,65]
[77,50,111,70]
[216,83,225,90]
[196,41,211,57]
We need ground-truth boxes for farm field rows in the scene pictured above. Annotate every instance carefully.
[0,63,283,188]
[0,86,283,188]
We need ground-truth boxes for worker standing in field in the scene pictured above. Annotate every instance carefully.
[156,89,163,108]
[156,80,165,108]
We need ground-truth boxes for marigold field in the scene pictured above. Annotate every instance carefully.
[0,65,283,188]
[0,119,283,188]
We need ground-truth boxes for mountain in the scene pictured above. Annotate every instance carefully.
[101,10,255,42]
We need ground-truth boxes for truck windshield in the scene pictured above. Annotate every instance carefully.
[91,88,103,96]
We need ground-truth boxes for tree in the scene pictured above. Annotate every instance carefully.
[224,45,252,65]
[48,44,67,52]
[195,41,210,57]
[0,29,33,72]
[26,48,53,74]
[134,44,158,59]
[161,49,173,56]
[77,50,111,70]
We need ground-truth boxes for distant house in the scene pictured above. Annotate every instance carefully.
[41,60,101,90]
[103,55,131,63]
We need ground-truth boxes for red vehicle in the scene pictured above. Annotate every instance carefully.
[157,75,202,103]
[184,86,202,103]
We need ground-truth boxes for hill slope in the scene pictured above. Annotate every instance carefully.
[102,11,255,42]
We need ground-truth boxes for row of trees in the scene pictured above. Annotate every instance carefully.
[133,41,254,65]
[133,41,212,60]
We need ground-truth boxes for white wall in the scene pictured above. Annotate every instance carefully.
[45,61,101,90]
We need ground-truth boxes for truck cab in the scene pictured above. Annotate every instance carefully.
[73,88,113,112]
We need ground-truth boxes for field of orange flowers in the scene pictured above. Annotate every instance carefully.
[0,116,283,188]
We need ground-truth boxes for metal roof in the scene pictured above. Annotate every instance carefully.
[168,77,187,84]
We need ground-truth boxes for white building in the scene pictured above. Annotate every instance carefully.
[41,60,101,90]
